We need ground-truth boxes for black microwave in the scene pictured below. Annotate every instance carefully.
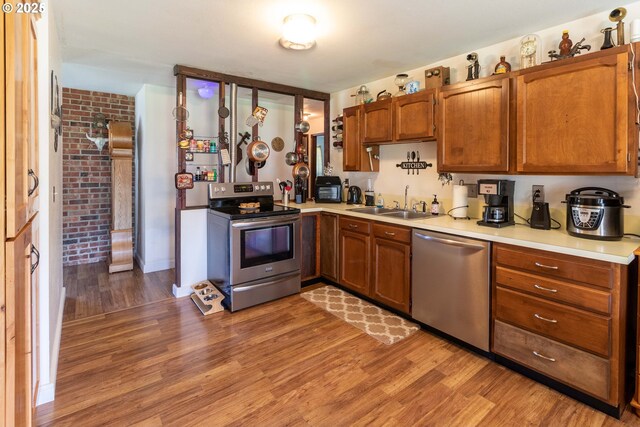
[315,176,342,203]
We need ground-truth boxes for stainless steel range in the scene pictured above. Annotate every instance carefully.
[207,181,301,311]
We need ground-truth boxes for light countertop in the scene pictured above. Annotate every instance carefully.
[284,201,639,265]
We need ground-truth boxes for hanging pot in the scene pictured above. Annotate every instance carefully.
[285,140,299,165]
[247,138,270,162]
[292,162,310,180]
[295,120,310,133]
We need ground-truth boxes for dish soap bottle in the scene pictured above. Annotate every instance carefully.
[431,194,440,215]
[376,193,384,208]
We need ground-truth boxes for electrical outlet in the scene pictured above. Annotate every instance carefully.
[532,185,545,203]
[465,183,478,198]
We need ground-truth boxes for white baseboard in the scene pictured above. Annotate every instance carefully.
[135,253,174,274]
[36,286,66,406]
[172,283,193,298]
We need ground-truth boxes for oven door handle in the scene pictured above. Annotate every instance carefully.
[231,215,300,229]
[234,271,300,293]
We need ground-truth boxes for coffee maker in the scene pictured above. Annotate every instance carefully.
[477,179,515,228]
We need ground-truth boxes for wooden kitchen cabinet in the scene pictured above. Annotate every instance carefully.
[438,75,512,173]
[371,223,411,314]
[320,213,339,282]
[491,243,629,413]
[516,46,636,175]
[300,213,320,281]
[342,105,380,172]
[339,217,371,295]
[394,89,436,141]
[5,11,39,239]
[362,98,393,143]
[5,221,34,427]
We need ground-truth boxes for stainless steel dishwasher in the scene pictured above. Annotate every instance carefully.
[411,230,491,351]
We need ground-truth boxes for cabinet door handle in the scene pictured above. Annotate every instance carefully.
[533,284,558,293]
[384,231,396,236]
[28,169,39,197]
[348,224,358,228]
[532,351,556,362]
[30,244,40,274]
[534,262,558,270]
[534,313,557,323]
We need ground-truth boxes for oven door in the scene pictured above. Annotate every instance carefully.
[230,214,301,285]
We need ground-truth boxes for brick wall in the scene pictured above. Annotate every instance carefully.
[62,88,135,266]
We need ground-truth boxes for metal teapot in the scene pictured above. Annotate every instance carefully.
[377,90,392,101]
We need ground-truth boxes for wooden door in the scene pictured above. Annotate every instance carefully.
[320,213,338,282]
[342,106,361,171]
[30,215,39,408]
[438,75,511,173]
[516,48,633,174]
[0,10,6,426]
[339,230,370,295]
[394,89,436,141]
[362,99,393,143]
[5,10,30,238]
[27,16,38,219]
[5,223,32,427]
[371,237,411,313]
[300,213,320,281]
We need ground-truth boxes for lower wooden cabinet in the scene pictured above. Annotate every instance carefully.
[5,221,34,427]
[339,217,371,295]
[320,213,338,282]
[371,223,411,313]
[491,243,628,412]
[300,213,320,281]
[337,216,411,313]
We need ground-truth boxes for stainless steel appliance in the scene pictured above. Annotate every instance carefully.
[412,230,491,351]
[564,187,629,241]
[315,176,342,203]
[207,181,301,311]
[477,179,515,228]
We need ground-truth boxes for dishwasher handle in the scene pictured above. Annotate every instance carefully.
[414,232,486,250]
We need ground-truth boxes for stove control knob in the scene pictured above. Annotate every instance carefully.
[220,187,226,192]
[266,185,271,190]
[213,187,219,193]
[260,185,266,190]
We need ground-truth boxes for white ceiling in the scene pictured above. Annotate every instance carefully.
[55,0,625,96]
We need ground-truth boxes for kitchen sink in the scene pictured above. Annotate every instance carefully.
[347,207,435,220]
[347,207,397,215]
[381,211,435,220]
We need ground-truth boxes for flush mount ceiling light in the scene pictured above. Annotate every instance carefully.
[198,84,215,99]
[279,14,317,50]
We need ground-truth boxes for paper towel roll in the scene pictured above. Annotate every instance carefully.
[452,185,468,218]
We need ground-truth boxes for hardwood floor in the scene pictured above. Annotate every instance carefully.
[62,262,174,322]
[36,284,640,426]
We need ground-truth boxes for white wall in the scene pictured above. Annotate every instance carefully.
[135,84,176,273]
[35,0,65,405]
[330,2,640,232]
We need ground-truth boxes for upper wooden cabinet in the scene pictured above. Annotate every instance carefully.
[394,89,436,141]
[362,98,393,143]
[342,105,380,172]
[516,47,635,175]
[438,75,511,173]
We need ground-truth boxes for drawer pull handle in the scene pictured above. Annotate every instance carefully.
[384,231,396,236]
[534,262,559,270]
[532,351,556,362]
[534,313,558,323]
[533,284,558,293]
[348,224,358,228]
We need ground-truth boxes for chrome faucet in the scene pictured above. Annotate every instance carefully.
[404,185,409,211]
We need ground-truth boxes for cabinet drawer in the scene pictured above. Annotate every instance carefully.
[493,320,610,401]
[495,287,610,357]
[339,217,370,235]
[495,245,613,289]
[495,266,611,315]
[373,222,411,244]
